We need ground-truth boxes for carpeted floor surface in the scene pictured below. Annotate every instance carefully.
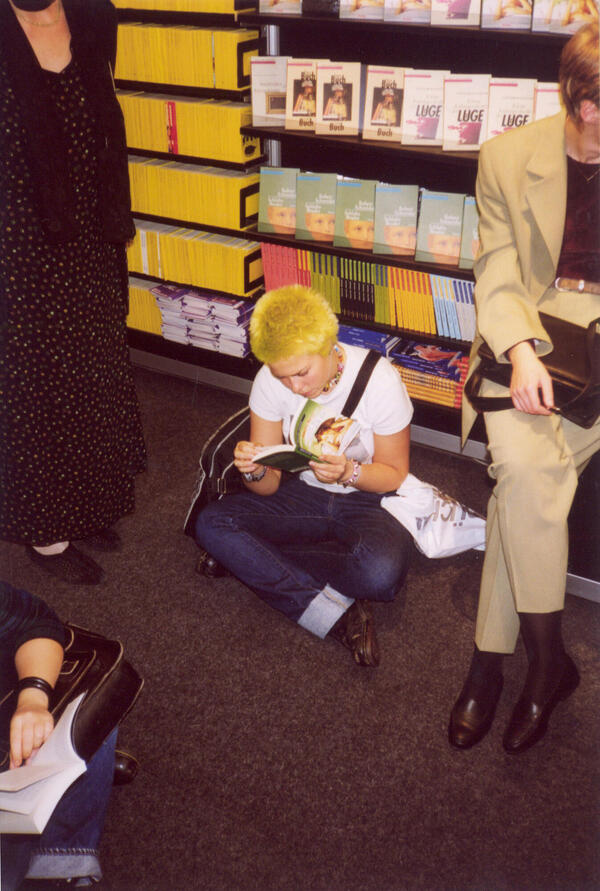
[1,367,598,891]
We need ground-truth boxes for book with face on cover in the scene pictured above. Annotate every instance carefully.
[532,0,598,32]
[258,167,299,235]
[339,0,385,18]
[415,190,466,267]
[333,177,377,252]
[363,66,407,142]
[481,0,533,27]
[443,74,490,151]
[459,195,480,269]
[295,172,338,242]
[373,183,419,256]
[285,60,322,131]
[250,56,290,127]
[315,62,364,137]
[401,70,450,146]
[253,398,361,472]
[384,0,431,20]
[431,0,482,23]
[534,82,562,120]
[485,78,536,141]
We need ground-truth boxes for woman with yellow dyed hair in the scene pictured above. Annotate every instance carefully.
[194,285,414,667]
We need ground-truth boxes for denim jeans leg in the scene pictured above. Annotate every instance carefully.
[195,478,354,635]
[25,727,118,881]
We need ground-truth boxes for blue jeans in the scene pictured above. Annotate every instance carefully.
[195,476,412,637]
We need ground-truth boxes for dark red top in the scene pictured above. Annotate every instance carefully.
[555,155,600,283]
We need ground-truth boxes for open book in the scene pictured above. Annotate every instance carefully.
[0,694,86,834]
[254,399,360,473]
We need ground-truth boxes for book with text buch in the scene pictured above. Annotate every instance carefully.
[0,694,86,834]
[253,399,360,472]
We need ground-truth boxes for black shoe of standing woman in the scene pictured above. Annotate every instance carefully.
[77,528,121,552]
[449,672,504,749]
[26,544,104,586]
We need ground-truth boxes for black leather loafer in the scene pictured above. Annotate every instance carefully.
[329,600,380,667]
[449,672,504,749]
[502,655,580,754]
[27,544,104,586]
[195,549,231,578]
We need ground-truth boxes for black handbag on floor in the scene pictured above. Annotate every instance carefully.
[464,313,600,428]
[0,624,143,768]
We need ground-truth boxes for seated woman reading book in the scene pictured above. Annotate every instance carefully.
[194,285,414,667]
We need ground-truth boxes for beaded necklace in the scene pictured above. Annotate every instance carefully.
[321,343,344,394]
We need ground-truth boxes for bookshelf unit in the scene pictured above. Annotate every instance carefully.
[115,5,267,386]
[233,15,570,450]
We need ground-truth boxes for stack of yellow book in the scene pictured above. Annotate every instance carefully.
[128,156,259,229]
[115,24,258,92]
[117,91,260,164]
[127,276,163,334]
[112,0,255,13]
[127,220,263,297]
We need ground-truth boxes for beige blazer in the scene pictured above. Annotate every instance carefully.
[462,111,568,442]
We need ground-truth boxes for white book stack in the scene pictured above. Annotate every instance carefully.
[150,284,189,344]
[485,78,536,142]
[401,70,450,146]
[250,56,290,127]
[443,74,490,151]
[431,0,482,25]
[534,82,562,120]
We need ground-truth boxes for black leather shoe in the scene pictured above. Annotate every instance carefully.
[502,655,580,754]
[114,750,139,786]
[449,672,504,749]
[78,528,121,552]
[329,601,380,667]
[195,549,231,578]
[27,544,103,586]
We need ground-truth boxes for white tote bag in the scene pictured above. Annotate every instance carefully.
[381,473,486,558]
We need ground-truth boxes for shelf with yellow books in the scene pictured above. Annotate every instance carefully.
[116,3,257,25]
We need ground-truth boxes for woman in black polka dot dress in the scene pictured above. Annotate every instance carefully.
[0,0,146,584]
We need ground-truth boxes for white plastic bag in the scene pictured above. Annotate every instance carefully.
[381,473,486,558]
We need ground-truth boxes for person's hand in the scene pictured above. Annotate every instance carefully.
[508,340,555,414]
[309,453,349,485]
[234,440,263,476]
[10,689,54,769]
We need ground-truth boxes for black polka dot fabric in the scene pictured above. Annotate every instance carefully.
[0,57,146,547]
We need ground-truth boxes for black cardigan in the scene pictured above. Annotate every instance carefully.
[0,0,135,245]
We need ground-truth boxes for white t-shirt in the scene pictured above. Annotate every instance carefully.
[249,344,413,494]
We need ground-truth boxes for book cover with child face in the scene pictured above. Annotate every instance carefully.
[296,172,337,242]
[333,178,377,251]
[373,183,419,255]
[258,167,299,235]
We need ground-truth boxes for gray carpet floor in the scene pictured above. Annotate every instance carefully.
[1,366,598,891]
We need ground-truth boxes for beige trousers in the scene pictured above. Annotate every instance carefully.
[475,287,600,654]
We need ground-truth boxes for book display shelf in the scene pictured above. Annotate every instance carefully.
[236,16,569,451]
[115,4,266,388]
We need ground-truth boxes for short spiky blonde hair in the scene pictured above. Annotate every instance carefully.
[250,285,338,365]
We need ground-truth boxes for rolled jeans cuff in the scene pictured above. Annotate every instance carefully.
[297,585,353,638]
[26,850,102,883]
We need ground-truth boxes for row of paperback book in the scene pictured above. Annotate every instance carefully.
[128,156,259,230]
[115,24,258,92]
[128,277,254,356]
[260,0,597,33]
[261,242,476,341]
[117,90,261,165]
[251,58,561,149]
[337,325,469,408]
[114,0,256,12]
[127,219,263,297]
[259,168,480,270]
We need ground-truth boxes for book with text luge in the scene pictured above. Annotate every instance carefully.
[0,694,86,834]
[253,399,361,472]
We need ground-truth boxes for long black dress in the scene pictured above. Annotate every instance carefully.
[0,55,146,546]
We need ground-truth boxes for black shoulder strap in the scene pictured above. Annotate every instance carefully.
[341,349,381,418]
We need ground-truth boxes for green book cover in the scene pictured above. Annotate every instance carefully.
[258,166,299,235]
[295,172,338,242]
[415,189,465,266]
[459,195,480,269]
[373,183,419,256]
[333,177,377,251]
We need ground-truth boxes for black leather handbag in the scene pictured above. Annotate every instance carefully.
[464,313,600,428]
[0,624,143,768]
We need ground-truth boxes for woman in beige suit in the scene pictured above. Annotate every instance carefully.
[449,23,600,753]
